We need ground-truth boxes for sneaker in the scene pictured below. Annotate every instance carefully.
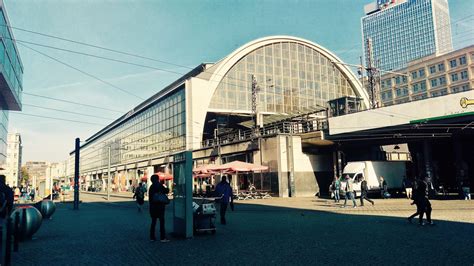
[160,239,170,243]
[150,238,157,242]
[428,221,435,226]
[419,222,425,226]
[340,206,346,208]
[353,206,357,208]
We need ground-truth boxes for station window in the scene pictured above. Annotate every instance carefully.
[451,73,458,82]
[459,56,466,65]
[460,70,468,80]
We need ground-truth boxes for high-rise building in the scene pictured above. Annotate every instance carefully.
[0,132,22,186]
[362,0,453,71]
[0,0,24,165]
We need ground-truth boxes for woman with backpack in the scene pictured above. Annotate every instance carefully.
[133,182,145,212]
[148,174,170,242]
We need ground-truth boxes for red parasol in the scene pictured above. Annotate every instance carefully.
[156,172,173,181]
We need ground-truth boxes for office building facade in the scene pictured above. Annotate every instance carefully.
[0,132,21,186]
[0,0,24,165]
[362,0,453,71]
[380,45,473,106]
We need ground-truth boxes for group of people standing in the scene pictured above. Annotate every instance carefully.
[133,174,234,243]
[330,175,375,208]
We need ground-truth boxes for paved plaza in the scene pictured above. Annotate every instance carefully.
[12,193,474,265]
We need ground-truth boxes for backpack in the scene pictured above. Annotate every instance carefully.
[136,187,145,199]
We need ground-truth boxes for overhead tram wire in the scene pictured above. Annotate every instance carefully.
[18,43,145,101]
[3,14,474,89]
[22,103,115,120]
[23,92,125,113]
[10,112,106,126]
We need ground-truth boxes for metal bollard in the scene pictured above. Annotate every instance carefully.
[13,212,19,252]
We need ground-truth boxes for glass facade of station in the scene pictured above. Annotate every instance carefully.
[209,41,358,113]
[80,87,186,172]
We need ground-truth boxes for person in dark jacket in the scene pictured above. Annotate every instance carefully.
[360,178,374,206]
[148,175,170,242]
[408,179,433,225]
[133,182,145,212]
[215,175,233,225]
[0,175,14,219]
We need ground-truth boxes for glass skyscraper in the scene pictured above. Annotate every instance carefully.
[0,1,24,165]
[362,0,453,71]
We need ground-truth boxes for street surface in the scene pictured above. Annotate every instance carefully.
[12,193,474,265]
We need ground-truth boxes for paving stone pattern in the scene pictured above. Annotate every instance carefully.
[12,194,474,265]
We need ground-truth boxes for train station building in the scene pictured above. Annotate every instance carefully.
[70,35,473,197]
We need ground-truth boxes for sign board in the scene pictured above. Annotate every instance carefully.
[172,151,193,238]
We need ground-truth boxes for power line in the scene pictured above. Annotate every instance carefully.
[18,43,145,100]
[5,37,186,76]
[10,112,106,126]
[2,24,193,71]
[22,103,115,120]
[23,92,125,113]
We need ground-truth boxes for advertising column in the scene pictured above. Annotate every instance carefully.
[172,151,193,238]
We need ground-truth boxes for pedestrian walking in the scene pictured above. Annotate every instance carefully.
[341,175,356,208]
[13,186,20,203]
[331,177,341,203]
[408,180,434,226]
[215,174,233,224]
[360,178,374,206]
[402,176,413,199]
[461,180,471,200]
[379,176,388,199]
[133,183,145,212]
[30,186,36,202]
[148,174,170,242]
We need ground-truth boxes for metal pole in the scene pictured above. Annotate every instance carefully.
[107,146,111,201]
[49,166,53,201]
[73,138,80,210]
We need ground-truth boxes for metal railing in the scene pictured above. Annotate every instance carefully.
[200,118,328,149]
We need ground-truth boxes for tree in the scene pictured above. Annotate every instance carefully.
[20,166,30,185]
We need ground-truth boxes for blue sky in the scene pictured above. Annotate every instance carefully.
[4,0,474,162]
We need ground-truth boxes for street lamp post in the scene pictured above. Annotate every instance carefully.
[107,145,111,201]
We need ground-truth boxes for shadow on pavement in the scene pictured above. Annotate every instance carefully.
[11,196,474,265]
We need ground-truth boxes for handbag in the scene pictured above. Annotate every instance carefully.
[152,192,170,205]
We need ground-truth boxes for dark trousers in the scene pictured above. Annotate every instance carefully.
[420,201,432,224]
[220,202,228,224]
[360,192,373,206]
[408,205,422,223]
[150,211,165,240]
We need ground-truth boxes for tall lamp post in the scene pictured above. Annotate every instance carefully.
[107,145,111,201]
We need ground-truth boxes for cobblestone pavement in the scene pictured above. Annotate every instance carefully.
[12,194,474,265]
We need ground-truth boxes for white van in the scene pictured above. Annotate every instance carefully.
[341,161,406,197]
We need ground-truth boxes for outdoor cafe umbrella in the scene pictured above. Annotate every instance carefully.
[156,172,173,181]
[209,160,268,173]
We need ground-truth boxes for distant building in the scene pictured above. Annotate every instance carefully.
[0,0,24,165]
[379,45,473,106]
[0,132,22,186]
[362,0,453,71]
